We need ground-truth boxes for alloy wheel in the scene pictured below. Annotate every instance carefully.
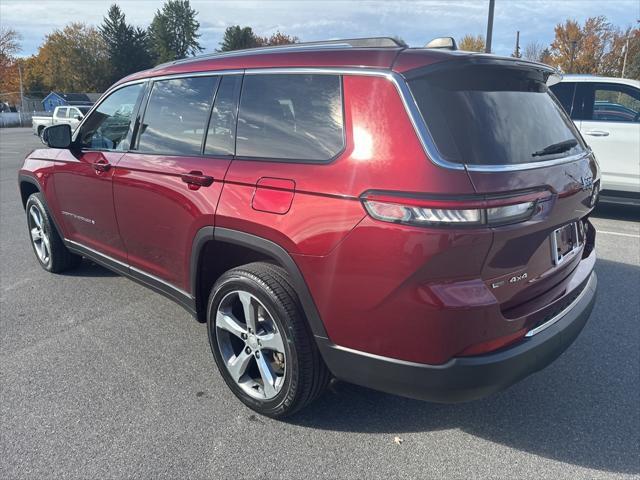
[216,290,287,400]
[28,205,50,264]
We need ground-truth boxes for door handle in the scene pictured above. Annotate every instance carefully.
[181,171,214,189]
[93,160,111,172]
[584,130,609,137]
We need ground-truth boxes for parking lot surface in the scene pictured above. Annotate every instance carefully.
[1,128,639,479]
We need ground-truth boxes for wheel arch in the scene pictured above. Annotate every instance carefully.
[191,227,329,340]
[19,174,41,209]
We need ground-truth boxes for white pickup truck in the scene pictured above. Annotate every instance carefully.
[32,105,92,137]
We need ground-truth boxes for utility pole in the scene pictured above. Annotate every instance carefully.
[514,31,521,58]
[18,63,25,112]
[485,0,495,53]
[621,36,630,78]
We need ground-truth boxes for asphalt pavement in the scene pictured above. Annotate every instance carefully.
[1,128,639,479]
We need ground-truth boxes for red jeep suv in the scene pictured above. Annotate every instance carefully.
[19,38,598,417]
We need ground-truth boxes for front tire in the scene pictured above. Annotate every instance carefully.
[25,192,81,273]
[207,262,329,418]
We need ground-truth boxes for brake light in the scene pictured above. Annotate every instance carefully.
[362,191,548,227]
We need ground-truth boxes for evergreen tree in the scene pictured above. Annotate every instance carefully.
[100,4,152,83]
[148,0,202,63]
[219,26,263,52]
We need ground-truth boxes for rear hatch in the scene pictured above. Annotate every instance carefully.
[406,58,599,315]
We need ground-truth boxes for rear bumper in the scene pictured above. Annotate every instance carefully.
[318,270,597,403]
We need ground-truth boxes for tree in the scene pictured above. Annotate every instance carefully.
[458,34,485,52]
[549,16,625,75]
[262,31,298,46]
[539,48,553,65]
[621,28,640,79]
[26,23,111,93]
[604,26,640,79]
[219,26,263,51]
[148,0,202,63]
[22,55,48,97]
[523,41,545,62]
[100,4,152,83]
[0,28,22,105]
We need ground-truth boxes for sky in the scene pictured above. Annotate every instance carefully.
[1,0,638,58]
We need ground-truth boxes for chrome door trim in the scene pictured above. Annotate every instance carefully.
[65,239,192,300]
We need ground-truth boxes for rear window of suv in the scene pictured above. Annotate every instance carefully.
[409,67,586,166]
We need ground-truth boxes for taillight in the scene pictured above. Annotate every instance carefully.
[362,190,549,228]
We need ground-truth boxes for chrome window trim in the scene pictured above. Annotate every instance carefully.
[79,66,592,172]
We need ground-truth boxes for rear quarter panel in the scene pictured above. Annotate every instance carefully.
[216,74,475,256]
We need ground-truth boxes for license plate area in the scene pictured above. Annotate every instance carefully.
[551,222,582,266]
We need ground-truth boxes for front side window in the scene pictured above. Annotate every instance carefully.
[409,67,586,166]
[77,83,144,151]
[589,84,640,123]
[137,76,218,155]
[56,107,68,118]
[236,74,344,162]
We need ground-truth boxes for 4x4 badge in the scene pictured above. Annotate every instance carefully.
[580,176,594,191]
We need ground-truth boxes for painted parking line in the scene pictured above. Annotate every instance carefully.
[597,230,640,238]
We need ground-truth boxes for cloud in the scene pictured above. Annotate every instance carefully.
[2,0,637,57]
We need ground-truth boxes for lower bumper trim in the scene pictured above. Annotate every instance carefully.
[317,271,597,403]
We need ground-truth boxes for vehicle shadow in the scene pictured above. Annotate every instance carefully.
[592,202,639,221]
[63,259,119,278]
[288,259,640,475]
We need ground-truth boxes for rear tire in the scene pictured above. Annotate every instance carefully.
[207,262,330,418]
[25,192,81,273]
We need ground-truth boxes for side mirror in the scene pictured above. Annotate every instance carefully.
[42,124,72,149]
[75,115,83,121]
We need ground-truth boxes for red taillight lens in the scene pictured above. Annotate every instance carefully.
[362,191,548,227]
[364,200,483,225]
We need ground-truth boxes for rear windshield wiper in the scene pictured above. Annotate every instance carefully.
[532,139,578,157]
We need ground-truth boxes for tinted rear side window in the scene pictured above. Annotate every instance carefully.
[205,75,241,156]
[236,74,344,162]
[138,76,218,155]
[409,67,586,165]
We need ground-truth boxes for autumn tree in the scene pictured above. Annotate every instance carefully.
[458,34,485,52]
[148,0,202,63]
[26,23,111,93]
[540,48,553,65]
[0,28,22,105]
[22,55,48,97]
[548,16,632,75]
[261,31,298,46]
[621,28,640,79]
[100,4,152,84]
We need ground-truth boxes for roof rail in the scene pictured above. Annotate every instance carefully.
[162,37,404,68]
[425,37,457,50]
